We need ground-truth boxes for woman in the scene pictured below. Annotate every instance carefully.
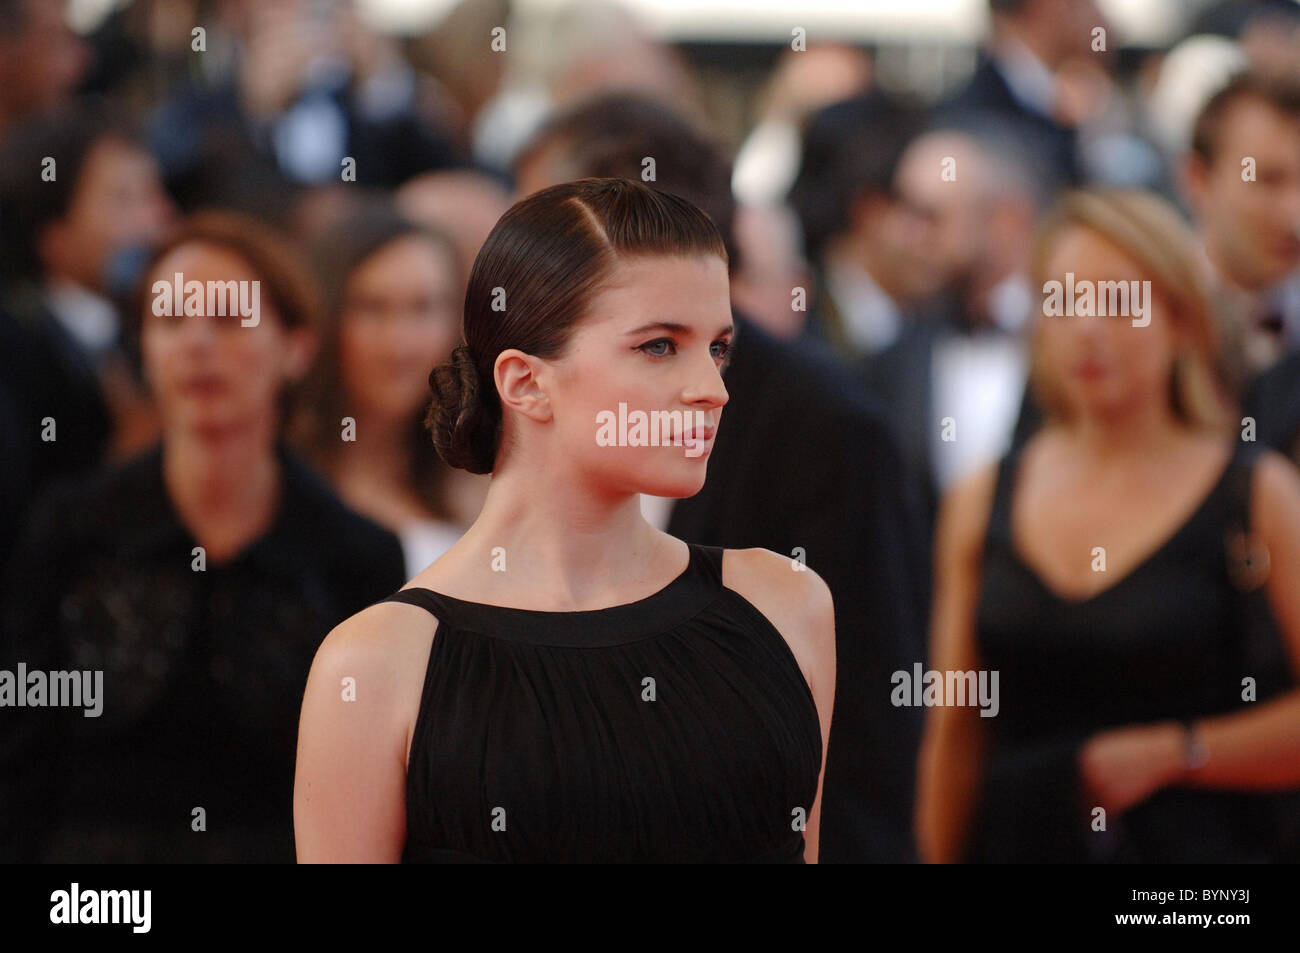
[294,177,836,863]
[916,189,1300,863]
[292,201,483,577]
[0,211,407,862]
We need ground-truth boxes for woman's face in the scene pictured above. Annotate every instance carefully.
[339,234,460,423]
[535,253,732,499]
[141,241,313,438]
[1036,225,1181,424]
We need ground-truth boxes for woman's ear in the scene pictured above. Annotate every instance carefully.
[495,348,552,423]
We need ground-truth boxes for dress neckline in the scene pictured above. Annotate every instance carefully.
[386,542,724,646]
[1000,436,1239,607]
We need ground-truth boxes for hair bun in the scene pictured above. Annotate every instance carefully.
[426,344,500,473]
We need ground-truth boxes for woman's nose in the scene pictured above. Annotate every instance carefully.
[180,312,220,348]
[685,360,729,409]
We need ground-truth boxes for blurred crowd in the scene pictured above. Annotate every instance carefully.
[2,0,1300,863]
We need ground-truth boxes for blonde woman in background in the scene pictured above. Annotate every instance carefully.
[917,189,1300,862]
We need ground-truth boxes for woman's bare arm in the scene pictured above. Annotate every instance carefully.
[793,565,835,865]
[294,603,434,863]
[915,463,998,863]
[1178,451,1300,788]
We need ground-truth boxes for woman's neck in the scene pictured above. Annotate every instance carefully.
[331,409,414,486]
[162,423,282,560]
[1068,395,1193,464]
[329,409,441,527]
[454,459,669,609]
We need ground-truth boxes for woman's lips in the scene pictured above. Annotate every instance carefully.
[679,427,716,457]
[679,426,716,443]
[180,375,229,395]
[1274,236,1300,260]
[1073,358,1108,380]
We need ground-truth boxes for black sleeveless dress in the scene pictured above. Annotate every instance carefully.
[969,436,1288,863]
[378,543,823,863]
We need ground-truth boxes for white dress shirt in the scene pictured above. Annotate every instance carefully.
[823,256,903,356]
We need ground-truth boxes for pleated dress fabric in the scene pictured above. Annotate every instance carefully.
[379,542,822,863]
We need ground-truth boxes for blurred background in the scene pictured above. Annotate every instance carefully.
[2,0,1300,864]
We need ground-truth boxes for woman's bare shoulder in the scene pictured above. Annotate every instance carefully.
[936,458,1004,561]
[1250,446,1300,534]
[303,599,441,770]
[309,599,439,697]
[719,547,834,686]
[721,547,832,614]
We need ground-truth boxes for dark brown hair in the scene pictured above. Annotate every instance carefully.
[429,176,728,474]
[0,100,141,284]
[513,93,741,274]
[1191,71,1300,165]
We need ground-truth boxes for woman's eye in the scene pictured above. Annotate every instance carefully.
[711,340,731,360]
[638,338,675,357]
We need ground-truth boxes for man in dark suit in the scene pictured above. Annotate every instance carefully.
[514,93,933,863]
[857,126,1048,534]
[1184,73,1300,467]
[1185,73,1300,430]
[937,0,1104,195]
[786,92,929,364]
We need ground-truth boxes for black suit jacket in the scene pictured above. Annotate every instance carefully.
[938,54,1080,194]
[854,302,1045,537]
[147,76,463,219]
[667,310,931,862]
[1243,347,1300,464]
[0,291,113,577]
[857,309,942,529]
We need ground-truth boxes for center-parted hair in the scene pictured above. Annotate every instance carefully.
[427,177,729,474]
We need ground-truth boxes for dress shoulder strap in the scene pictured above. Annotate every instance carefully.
[1223,439,1268,534]
[691,542,725,587]
[1222,439,1272,593]
[372,543,722,640]
[377,587,454,625]
[983,440,1026,547]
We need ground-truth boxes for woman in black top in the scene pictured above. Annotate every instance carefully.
[294,178,835,863]
[0,212,406,862]
[916,189,1300,862]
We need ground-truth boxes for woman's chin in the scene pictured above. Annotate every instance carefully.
[637,470,709,499]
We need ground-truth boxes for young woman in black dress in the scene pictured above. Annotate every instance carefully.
[917,189,1300,862]
[294,178,835,863]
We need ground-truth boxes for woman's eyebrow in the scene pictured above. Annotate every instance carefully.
[625,321,735,337]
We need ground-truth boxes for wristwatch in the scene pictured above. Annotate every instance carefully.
[1182,721,1210,772]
